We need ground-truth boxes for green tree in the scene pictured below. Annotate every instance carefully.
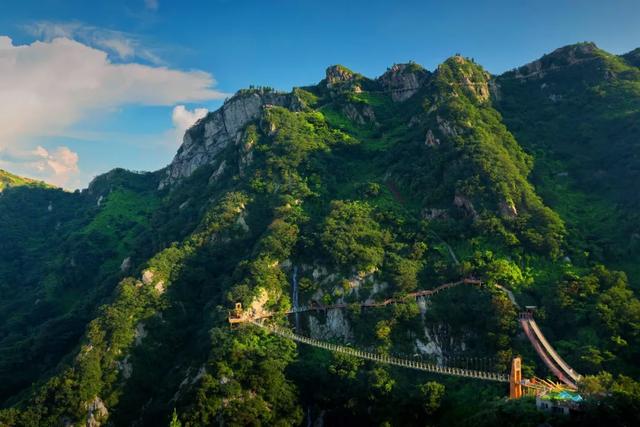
[321,200,386,272]
[418,381,445,415]
[169,408,182,427]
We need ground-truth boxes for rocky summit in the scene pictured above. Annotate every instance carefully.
[1,42,640,426]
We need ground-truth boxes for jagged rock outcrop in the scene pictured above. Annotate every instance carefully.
[424,129,440,146]
[453,193,478,219]
[85,397,108,427]
[342,102,377,125]
[209,159,227,183]
[325,65,357,88]
[324,65,370,96]
[159,90,304,189]
[436,115,462,138]
[120,257,131,273]
[377,63,429,102]
[447,56,491,102]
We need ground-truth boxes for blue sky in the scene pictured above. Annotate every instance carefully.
[0,0,639,188]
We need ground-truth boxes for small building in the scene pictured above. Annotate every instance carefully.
[536,390,583,415]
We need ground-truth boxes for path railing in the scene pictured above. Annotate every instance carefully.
[252,320,509,383]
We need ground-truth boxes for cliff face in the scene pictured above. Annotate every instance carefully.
[159,62,431,191]
[377,63,429,102]
[159,90,304,188]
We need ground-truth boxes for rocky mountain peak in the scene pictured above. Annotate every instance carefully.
[159,89,304,189]
[377,62,429,102]
[511,42,602,80]
[325,65,357,88]
[438,55,491,102]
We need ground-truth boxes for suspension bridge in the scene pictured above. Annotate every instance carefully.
[230,278,484,322]
[229,277,581,399]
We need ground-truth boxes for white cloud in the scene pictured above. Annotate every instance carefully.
[25,21,163,63]
[0,35,224,146]
[0,34,225,188]
[172,105,208,143]
[0,145,80,187]
[33,145,79,178]
[145,0,159,11]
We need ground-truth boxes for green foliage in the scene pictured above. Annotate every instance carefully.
[169,408,182,427]
[497,43,640,271]
[0,169,50,191]
[182,327,303,427]
[328,353,363,380]
[2,44,640,426]
[418,381,445,415]
[321,200,387,272]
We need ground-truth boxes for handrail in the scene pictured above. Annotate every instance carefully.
[251,278,483,320]
[252,320,509,383]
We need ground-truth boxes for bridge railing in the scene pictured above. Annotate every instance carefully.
[252,320,509,383]
[526,318,581,384]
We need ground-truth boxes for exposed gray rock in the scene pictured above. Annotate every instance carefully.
[425,129,440,146]
[120,257,131,273]
[436,115,461,138]
[498,200,518,218]
[209,160,227,184]
[325,65,356,88]
[117,355,132,379]
[159,90,303,189]
[134,322,147,346]
[308,308,352,341]
[235,212,250,233]
[453,193,478,219]
[489,79,501,101]
[377,63,429,102]
[85,397,108,427]
[422,208,448,220]
[342,103,377,125]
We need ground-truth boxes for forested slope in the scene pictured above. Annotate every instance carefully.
[0,44,639,426]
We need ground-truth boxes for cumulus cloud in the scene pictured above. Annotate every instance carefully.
[0,33,224,187]
[0,145,80,187]
[172,105,208,143]
[33,146,79,178]
[0,35,224,145]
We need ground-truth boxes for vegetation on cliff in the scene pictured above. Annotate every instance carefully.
[1,43,640,426]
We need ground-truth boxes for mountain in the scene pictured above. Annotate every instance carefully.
[0,169,49,192]
[1,44,639,426]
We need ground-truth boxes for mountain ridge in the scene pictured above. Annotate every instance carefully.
[1,42,639,426]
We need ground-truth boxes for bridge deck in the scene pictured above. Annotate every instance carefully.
[253,321,509,383]
[520,317,580,388]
